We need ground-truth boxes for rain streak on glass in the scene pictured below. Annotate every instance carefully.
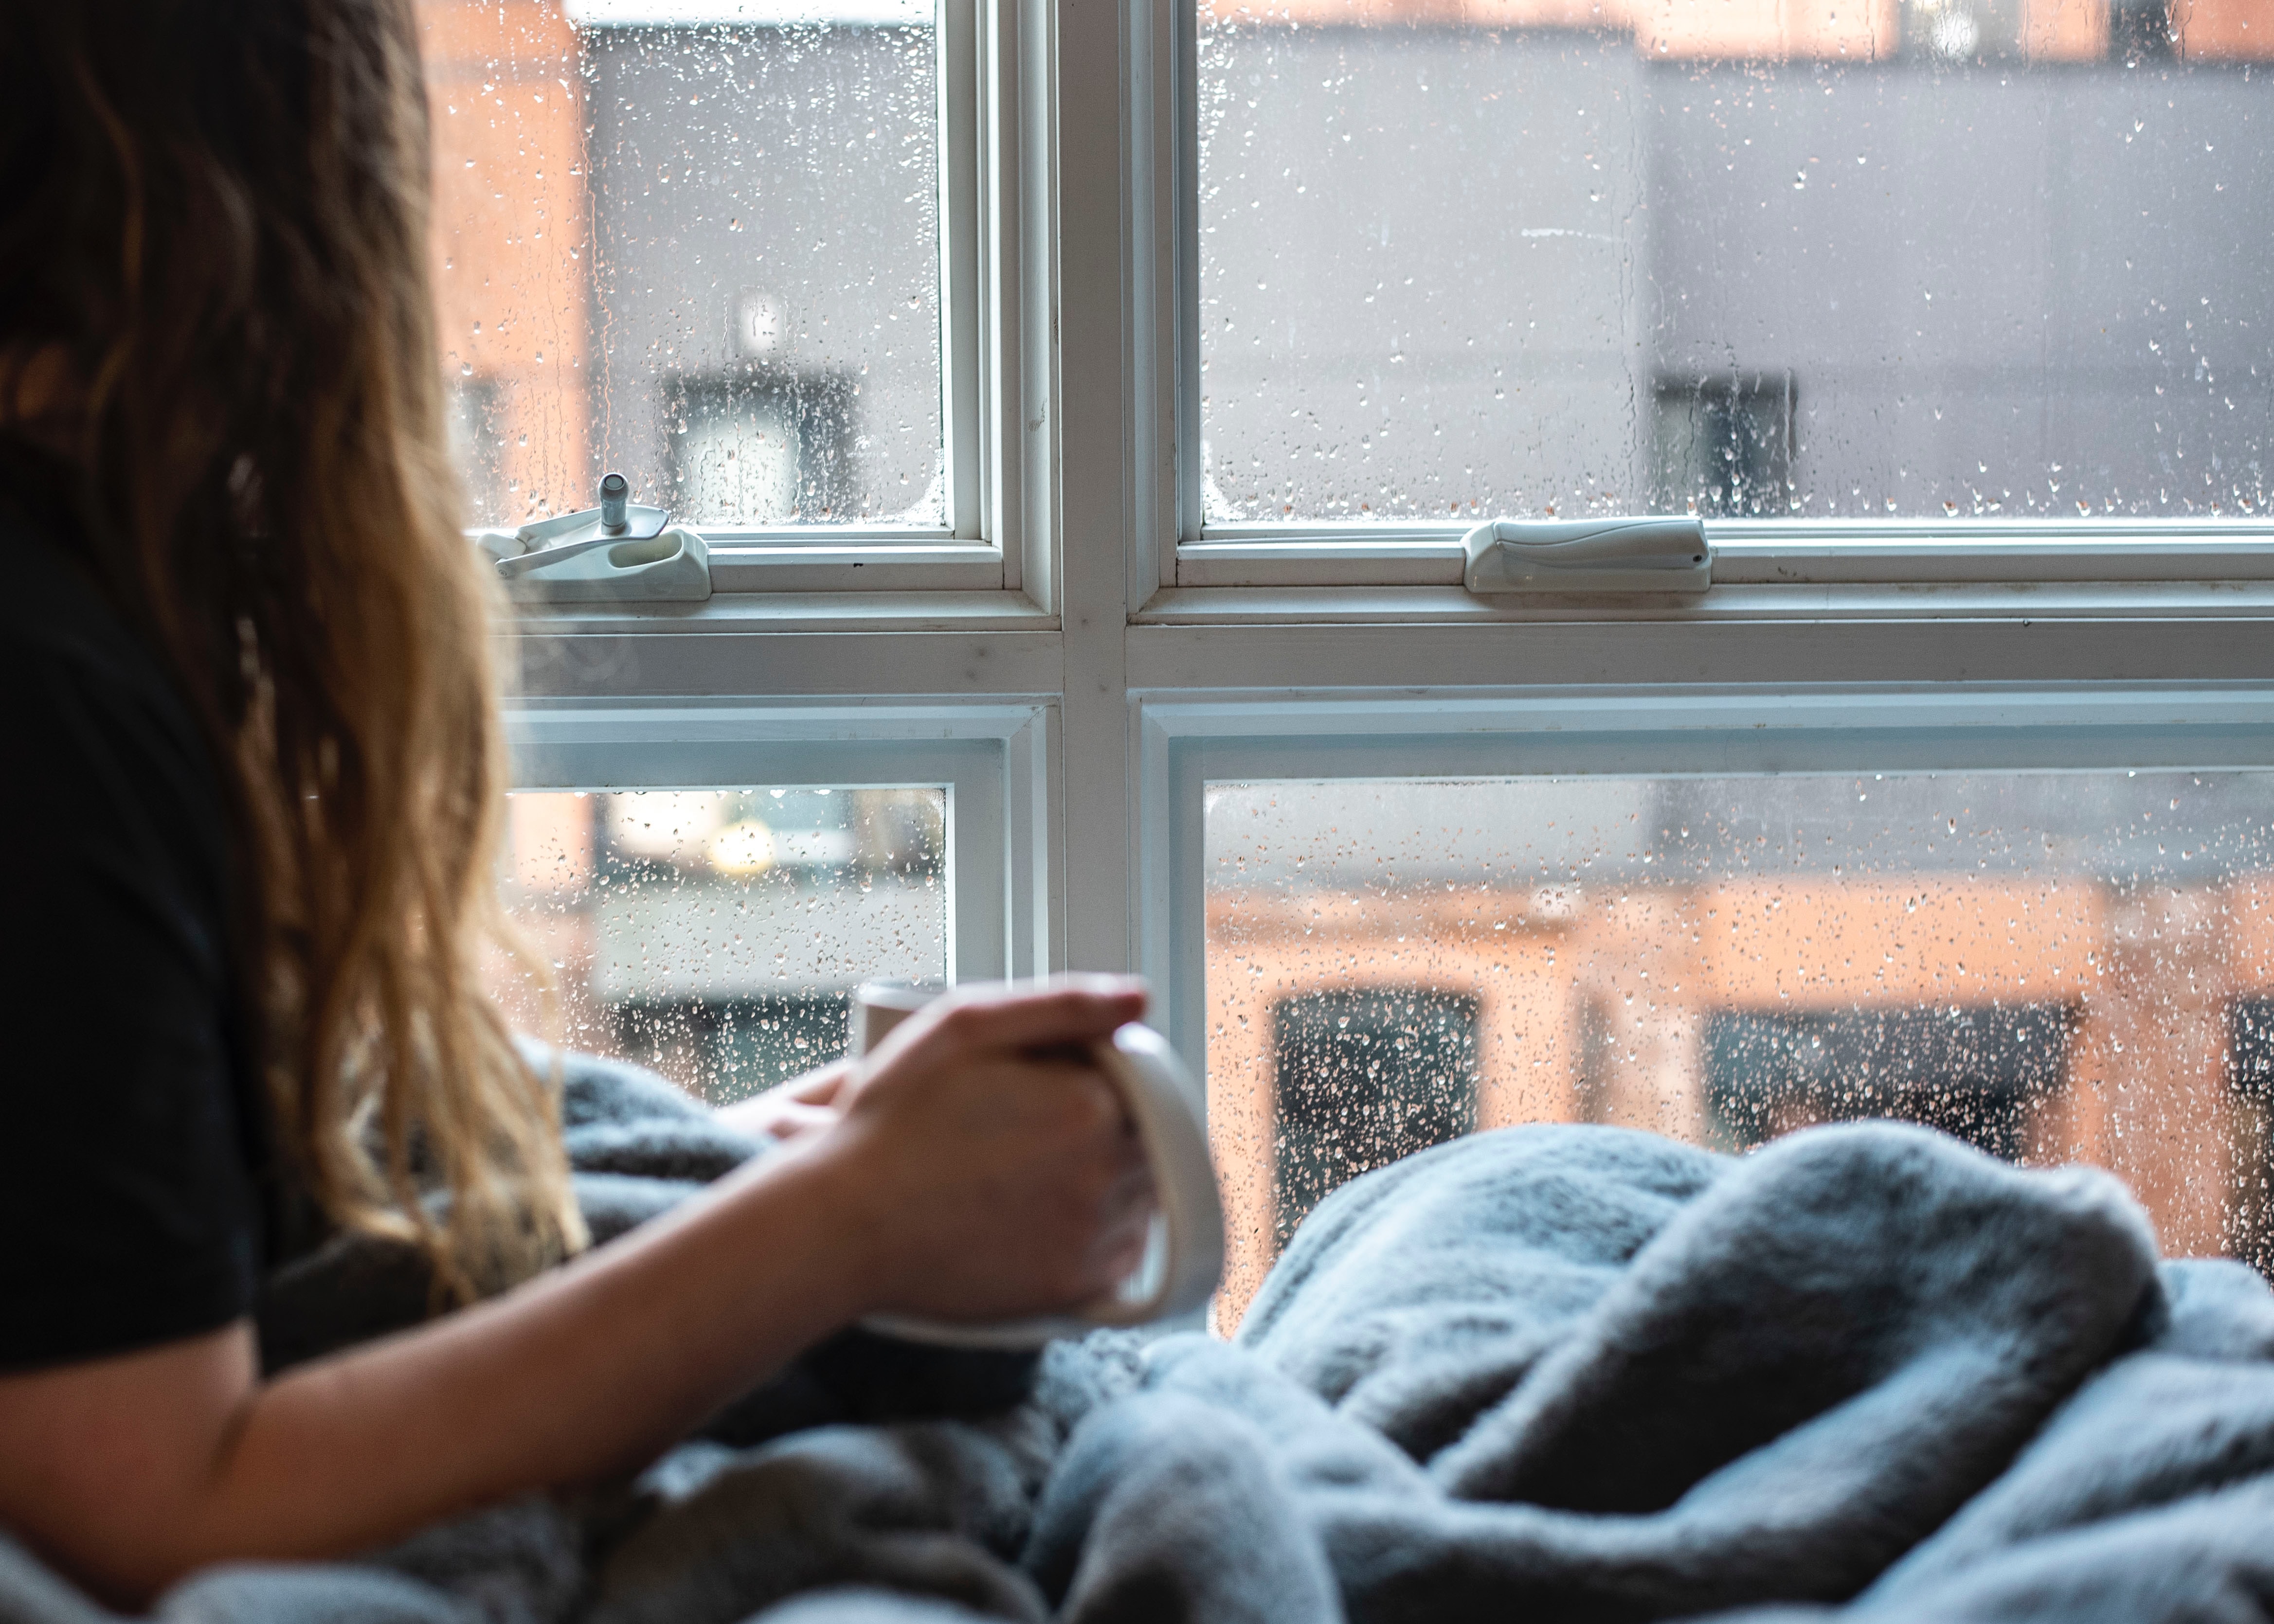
[493,787,946,1103]
[419,0,944,530]
[1206,773,2274,1323]
[1197,0,2272,524]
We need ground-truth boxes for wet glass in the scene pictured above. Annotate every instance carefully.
[419,0,944,531]
[1196,0,2273,524]
[1206,772,2274,1321]
[493,786,947,1103]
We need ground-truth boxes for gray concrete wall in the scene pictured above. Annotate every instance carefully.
[1197,27,1656,520]
[1196,25,2273,519]
[571,21,2270,527]
[1650,59,2274,516]
[582,22,945,526]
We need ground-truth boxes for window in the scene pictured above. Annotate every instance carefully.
[1192,0,2271,532]
[495,786,945,1101]
[1271,987,1480,1241]
[421,0,982,546]
[1651,374,1799,519]
[1202,765,2274,1319]
[580,9,944,526]
[668,374,858,525]
[1697,1003,2070,1160]
[453,0,2274,1331]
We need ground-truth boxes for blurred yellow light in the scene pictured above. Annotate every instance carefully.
[710,818,777,876]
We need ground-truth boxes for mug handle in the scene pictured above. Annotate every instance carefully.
[861,1022,1227,1349]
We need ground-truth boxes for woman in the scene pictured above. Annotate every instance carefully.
[0,1,1151,1606]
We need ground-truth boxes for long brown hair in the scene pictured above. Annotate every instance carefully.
[0,0,583,1296]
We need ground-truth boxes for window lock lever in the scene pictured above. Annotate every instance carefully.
[475,473,711,604]
[1462,517,1712,595]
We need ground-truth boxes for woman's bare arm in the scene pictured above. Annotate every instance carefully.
[0,981,1152,1608]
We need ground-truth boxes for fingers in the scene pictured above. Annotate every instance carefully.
[821,977,1163,1321]
[903,977,1148,1061]
[1081,1171,1158,1297]
[714,1060,854,1142]
[765,1103,840,1140]
[920,1054,1133,1149]
[783,1061,853,1106]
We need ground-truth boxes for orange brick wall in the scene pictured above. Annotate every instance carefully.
[417,0,592,522]
[1210,877,2274,1327]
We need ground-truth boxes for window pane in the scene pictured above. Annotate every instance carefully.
[1196,2,2272,523]
[494,787,946,1102]
[1207,772,2274,1322]
[421,1,943,530]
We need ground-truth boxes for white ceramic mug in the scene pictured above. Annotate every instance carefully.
[848,981,1226,1348]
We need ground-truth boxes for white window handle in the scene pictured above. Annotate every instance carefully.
[477,473,712,604]
[1462,518,1712,594]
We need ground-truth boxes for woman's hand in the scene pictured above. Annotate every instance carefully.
[813,978,1157,1326]
[713,1060,853,1146]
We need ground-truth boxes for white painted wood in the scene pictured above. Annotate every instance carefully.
[1170,0,1202,553]
[941,0,985,543]
[1132,686,2274,746]
[1713,534,2274,584]
[1132,704,1195,1065]
[505,591,1052,640]
[507,594,2274,702]
[1132,685,2274,1059]
[1127,0,1180,597]
[1137,581,2274,627]
[509,627,1065,699]
[1003,703,1064,978]
[1176,524,2274,589]
[1050,0,1137,975]
[500,0,2274,1093]
[977,0,1053,598]
[1008,0,1058,608]
[1178,541,1467,587]
[1126,614,2274,692]
[505,711,1026,981]
[705,546,1006,593]
[1710,518,2274,545]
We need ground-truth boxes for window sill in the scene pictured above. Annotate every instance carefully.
[1136,578,2274,627]
[704,543,1007,594]
[1175,522,2274,590]
[507,587,1052,638]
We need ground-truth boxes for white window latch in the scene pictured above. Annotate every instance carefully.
[1461,517,1711,595]
[475,473,713,604]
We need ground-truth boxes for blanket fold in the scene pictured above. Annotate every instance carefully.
[1051,1122,2178,1624]
[11,1048,2274,1624]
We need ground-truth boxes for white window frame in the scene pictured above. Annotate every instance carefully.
[512,0,2274,1088]
[1140,2,2274,597]
[508,699,1061,982]
[1132,684,2274,1070]
[603,0,1050,598]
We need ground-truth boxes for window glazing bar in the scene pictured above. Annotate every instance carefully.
[1180,522,2274,589]
[940,0,984,542]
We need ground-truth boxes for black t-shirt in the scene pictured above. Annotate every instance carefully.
[0,468,272,1371]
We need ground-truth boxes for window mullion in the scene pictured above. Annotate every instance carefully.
[940,0,985,547]
[1051,0,1145,974]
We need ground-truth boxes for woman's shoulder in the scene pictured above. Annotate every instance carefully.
[0,471,230,882]
[0,465,237,1045]
[0,476,205,753]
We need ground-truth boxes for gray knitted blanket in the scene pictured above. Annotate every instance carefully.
[6,1049,2273,1624]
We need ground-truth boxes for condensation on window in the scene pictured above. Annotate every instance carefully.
[1207,773,2274,1323]
[418,1,943,531]
[1196,1,2272,525]
[492,786,946,1103]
